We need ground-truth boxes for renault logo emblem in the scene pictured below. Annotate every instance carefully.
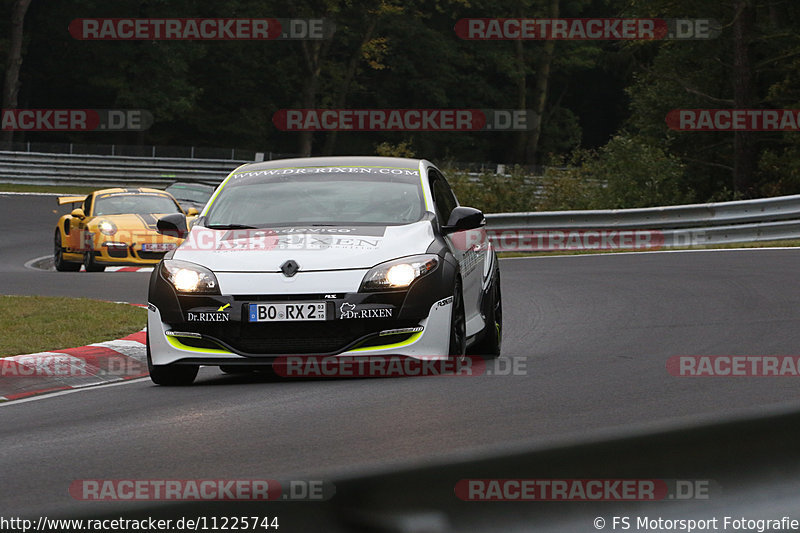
[281,260,299,277]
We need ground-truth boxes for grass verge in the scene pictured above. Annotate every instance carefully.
[0,295,146,357]
[0,183,97,194]
[498,240,800,258]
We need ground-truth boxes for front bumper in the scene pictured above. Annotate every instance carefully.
[147,258,458,366]
[91,242,181,265]
[73,231,184,266]
[147,296,453,366]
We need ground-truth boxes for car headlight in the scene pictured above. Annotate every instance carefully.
[97,220,117,236]
[360,255,439,291]
[162,259,220,294]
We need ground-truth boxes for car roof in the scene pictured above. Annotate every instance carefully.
[92,187,172,196]
[233,156,426,173]
[166,182,215,190]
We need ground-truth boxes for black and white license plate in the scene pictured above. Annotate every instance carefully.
[247,302,327,322]
[141,243,177,252]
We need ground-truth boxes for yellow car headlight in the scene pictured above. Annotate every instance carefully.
[97,220,117,236]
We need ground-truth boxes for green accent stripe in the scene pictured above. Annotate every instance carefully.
[418,161,431,210]
[166,330,422,355]
[166,334,233,355]
[348,331,423,353]
[200,162,250,216]
[230,165,420,176]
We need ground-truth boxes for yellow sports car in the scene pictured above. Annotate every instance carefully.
[54,187,198,272]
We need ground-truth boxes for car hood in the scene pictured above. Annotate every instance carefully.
[92,213,176,231]
[172,220,436,272]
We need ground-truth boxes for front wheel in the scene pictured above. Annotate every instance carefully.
[448,277,466,358]
[54,231,81,272]
[467,268,502,358]
[147,332,198,386]
[83,250,105,272]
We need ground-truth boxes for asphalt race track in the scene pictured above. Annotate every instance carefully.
[0,194,148,302]
[2,194,800,525]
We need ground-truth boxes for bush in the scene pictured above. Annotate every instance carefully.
[445,166,540,213]
[440,136,691,214]
[375,140,416,158]
[578,135,690,208]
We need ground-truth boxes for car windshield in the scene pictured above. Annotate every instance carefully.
[204,167,424,227]
[166,185,213,203]
[93,193,182,216]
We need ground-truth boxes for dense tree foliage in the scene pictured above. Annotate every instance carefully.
[2,0,800,206]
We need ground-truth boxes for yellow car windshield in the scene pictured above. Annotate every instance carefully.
[93,193,181,216]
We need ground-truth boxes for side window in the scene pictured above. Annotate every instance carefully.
[82,195,93,216]
[429,169,458,226]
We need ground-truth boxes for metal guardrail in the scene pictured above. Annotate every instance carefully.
[3,140,264,160]
[486,195,800,230]
[485,195,800,249]
[0,150,246,188]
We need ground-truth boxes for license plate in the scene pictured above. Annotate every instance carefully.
[141,243,177,252]
[248,302,327,322]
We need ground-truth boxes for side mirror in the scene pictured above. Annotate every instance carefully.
[442,206,485,235]
[187,207,199,216]
[70,208,85,219]
[157,213,189,239]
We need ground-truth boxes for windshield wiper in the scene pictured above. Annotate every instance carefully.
[206,223,258,230]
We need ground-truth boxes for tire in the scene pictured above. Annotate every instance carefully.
[147,331,198,386]
[53,231,81,272]
[83,250,105,272]
[467,268,502,358]
[448,277,466,358]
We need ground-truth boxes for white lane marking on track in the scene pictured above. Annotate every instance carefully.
[24,255,153,272]
[24,255,54,271]
[0,377,150,408]
[499,247,800,260]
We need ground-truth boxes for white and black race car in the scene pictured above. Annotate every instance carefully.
[146,156,501,385]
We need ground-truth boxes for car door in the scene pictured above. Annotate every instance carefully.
[68,193,93,251]
[427,168,485,331]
